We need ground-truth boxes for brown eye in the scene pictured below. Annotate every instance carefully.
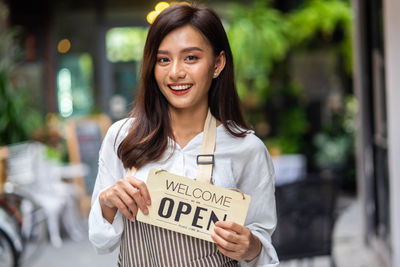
[158,57,169,63]
[157,57,170,66]
[185,55,198,61]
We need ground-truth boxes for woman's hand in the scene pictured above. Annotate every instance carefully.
[99,176,151,223]
[211,221,261,262]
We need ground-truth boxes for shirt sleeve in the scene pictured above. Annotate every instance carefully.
[236,135,279,267]
[88,120,128,254]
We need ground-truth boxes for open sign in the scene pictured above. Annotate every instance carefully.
[136,168,251,242]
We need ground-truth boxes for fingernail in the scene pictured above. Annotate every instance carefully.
[130,216,135,222]
[144,208,149,214]
[147,200,151,205]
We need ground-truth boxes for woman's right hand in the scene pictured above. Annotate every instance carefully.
[99,176,151,222]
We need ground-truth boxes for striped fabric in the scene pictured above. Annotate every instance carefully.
[117,218,238,267]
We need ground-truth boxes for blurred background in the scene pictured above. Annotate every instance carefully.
[0,0,399,266]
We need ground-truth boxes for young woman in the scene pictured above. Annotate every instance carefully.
[89,4,278,267]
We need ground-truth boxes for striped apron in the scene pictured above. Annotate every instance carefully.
[117,219,238,266]
[117,110,238,266]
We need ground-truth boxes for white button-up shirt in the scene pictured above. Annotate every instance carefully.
[89,119,279,266]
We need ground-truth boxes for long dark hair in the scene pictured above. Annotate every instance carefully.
[118,4,249,169]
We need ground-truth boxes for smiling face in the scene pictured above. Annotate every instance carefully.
[154,25,225,113]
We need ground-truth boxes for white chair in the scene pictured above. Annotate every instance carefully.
[5,142,86,247]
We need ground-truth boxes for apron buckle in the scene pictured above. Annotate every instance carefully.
[196,154,214,165]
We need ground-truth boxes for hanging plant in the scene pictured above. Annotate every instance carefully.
[224,0,352,154]
[0,1,42,145]
[226,0,290,103]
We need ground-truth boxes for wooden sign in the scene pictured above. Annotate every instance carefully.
[136,168,251,242]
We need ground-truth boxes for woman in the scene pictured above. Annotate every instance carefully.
[89,4,278,267]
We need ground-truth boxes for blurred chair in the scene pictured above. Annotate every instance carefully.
[64,114,111,216]
[5,142,85,247]
[272,174,338,267]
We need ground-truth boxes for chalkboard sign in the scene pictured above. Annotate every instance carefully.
[75,122,103,195]
[65,115,111,196]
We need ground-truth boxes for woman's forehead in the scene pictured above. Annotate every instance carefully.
[157,25,212,53]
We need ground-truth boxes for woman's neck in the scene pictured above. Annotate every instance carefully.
[169,105,208,148]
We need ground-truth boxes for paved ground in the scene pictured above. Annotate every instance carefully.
[332,200,384,267]
[28,236,119,267]
[25,197,384,267]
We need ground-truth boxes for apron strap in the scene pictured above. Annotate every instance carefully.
[126,109,217,184]
[196,109,216,183]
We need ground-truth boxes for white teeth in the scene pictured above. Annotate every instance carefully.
[169,84,192,90]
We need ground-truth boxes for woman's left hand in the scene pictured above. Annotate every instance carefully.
[211,221,261,262]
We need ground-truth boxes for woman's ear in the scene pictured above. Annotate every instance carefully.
[213,51,226,78]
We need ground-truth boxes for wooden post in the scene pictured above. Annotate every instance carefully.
[0,147,9,193]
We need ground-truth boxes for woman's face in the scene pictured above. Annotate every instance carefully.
[154,25,225,113]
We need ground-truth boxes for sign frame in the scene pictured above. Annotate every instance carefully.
[136,168,251,242]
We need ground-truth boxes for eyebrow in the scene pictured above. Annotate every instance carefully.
[157,47,204,54]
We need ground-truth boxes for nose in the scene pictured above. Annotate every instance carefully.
[169,60,186,80]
